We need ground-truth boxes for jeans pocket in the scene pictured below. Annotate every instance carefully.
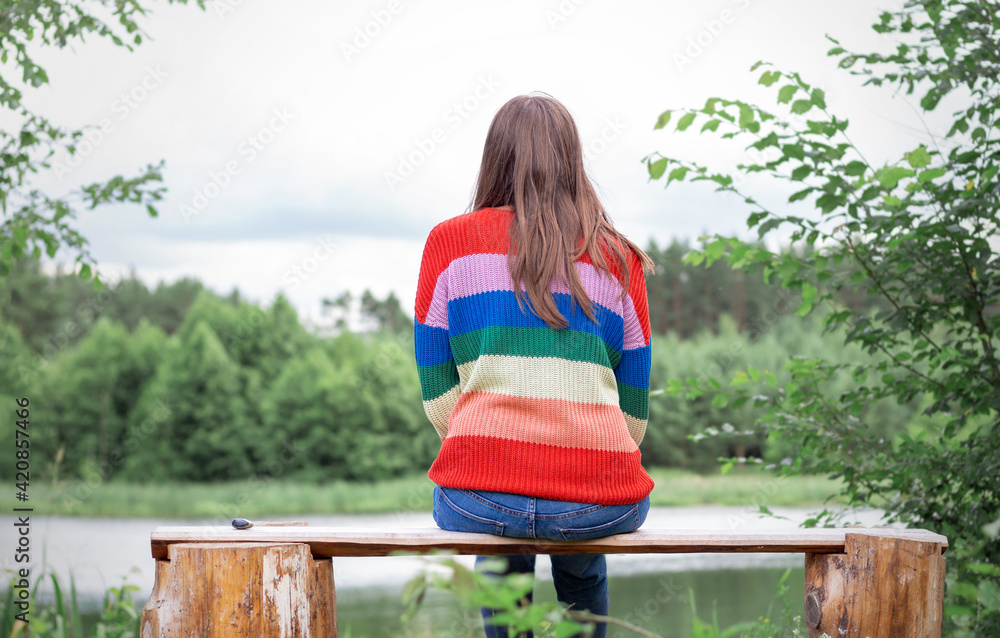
[435,487,506,536]
[558,504,639,541]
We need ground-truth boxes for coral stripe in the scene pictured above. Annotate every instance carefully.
[446,391,638,453]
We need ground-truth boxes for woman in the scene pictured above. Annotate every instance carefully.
[413,93,654,638]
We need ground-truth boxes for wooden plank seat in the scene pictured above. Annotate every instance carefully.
[141,525,949,637]
[148,525,948,560]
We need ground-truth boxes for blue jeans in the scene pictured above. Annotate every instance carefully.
[433,486,650,638]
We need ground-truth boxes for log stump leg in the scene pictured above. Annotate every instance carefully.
[804,531,946,638]
[141,542,337,637]
[805,552,848,637]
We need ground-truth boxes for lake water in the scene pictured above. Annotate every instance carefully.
[0,505,885,636]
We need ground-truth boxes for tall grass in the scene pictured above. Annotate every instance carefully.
[1,569,139,638]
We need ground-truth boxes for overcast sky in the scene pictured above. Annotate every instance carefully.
[18,0,949,329]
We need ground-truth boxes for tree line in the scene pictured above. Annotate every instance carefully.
[0,240,910,483]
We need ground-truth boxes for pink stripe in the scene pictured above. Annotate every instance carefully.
[446,254,625,313]
[424,269,450,330]
[622,293,646,350]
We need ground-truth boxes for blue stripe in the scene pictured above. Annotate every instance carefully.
[615,344,651,389]
[414,321,453,367]
[447,290,624,345]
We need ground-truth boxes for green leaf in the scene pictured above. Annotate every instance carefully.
[917,167,947,183]
[676,112,697,132]
[789,187,813,202]
[983,165,999,183]
[875,166,916,189]
[791,165,811,181]
[844,160,867,177]
[667,166,689,184]
[796,282,817,316]
[967,563,1000,578]
[648,158,668,180]
[79,264,92,280]
[654,110,672,129]
[811,88,826,108]
[759,70,781,87]
[791,99,813,114]
[777,85,798,104]
[704,239,726,263]
[782,144,804,160]
[906,145,931,168]
[980,580,1000,612]
[700,119,721,133]
[731,371,750,386]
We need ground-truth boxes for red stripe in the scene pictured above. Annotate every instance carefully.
[415,209,510,323]
[627,251,651,346]
[429,436,654,505]
[414,208,646,328]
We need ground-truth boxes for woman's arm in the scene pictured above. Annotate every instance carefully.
[615,251,651,447]
[414,224,461,440]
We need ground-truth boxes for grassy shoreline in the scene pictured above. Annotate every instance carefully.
[1,467,842,519]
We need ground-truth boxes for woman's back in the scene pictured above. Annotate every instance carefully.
[414,206,652,505]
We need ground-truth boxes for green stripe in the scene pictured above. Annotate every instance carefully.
[450,327,617,368]
[418,362,460,401]
[617,381,649,420]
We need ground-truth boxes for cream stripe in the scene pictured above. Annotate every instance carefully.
[623,413,647,447]
[422,385,460,440]
[456,355,619,405]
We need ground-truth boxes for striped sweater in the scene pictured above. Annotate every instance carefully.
[414,207,653,505]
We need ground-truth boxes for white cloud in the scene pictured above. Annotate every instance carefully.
[18,0,928,318]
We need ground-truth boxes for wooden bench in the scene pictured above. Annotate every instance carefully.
[140,525,948,637]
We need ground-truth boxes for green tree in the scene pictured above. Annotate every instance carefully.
[125,320,256,481]
[28,317,167,482]
[648,1,999,634]
[0,0,204,284]
[360,289,413,334]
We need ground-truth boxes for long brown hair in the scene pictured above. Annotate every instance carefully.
[469,94,654,329]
